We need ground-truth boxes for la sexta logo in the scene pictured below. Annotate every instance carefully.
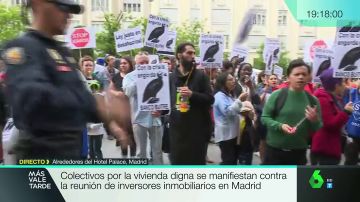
[309,170,324,189]
[309,170,333,189]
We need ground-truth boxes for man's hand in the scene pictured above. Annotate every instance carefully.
[180,86,193,98]
[94,93,110,124]
[305,105,318,122]
[95,92,130,126]
[108,121,133,151]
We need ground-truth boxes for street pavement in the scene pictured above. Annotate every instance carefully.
[102,136,352,165]
[103,136,260,165]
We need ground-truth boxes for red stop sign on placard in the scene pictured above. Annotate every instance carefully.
[71,28,90,48]
[310,40,327,60]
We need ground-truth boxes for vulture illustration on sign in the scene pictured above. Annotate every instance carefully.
[316,58,331,76]
[151,59,157,64]
[267,55,272,69]
[203,42,220,62]
[148,24,166,43]
[166,38,174,49]
[339,46,360,71]
[143,73,164,104]
[273,48,280,59]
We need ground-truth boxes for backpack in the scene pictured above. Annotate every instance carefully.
[271,88,317,118]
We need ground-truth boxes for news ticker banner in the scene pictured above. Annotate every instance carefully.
[284,0,360,26]
[0,166,359,202]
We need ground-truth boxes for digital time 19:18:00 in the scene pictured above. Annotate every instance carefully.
[307,10,343,19]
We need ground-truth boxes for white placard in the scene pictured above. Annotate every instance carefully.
[65,27,96,49]
[313,48,334,82]
[263,38,280,75]
[144,15,170,49]
[230,44,249,63]
[157,31,177,54]
[199,34,224,68]
[114,26,143,53]
[333,26,360,78]
[149,55,160,64]
[136,64,170,111]
[303,39,333,63]
[263,38,280,63]
[273,65,284,79]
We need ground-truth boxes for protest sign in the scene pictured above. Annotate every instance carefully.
[114,26,143,53]
[312,48,334,82]
[263,38,280,75]
[136,64,170,111]
[157,31,177,55]
[273,65,284,79]
[66,27,96,49]
[230,44,249,64]
[303,39,333,62]
[144,15,170,49]
[199,34,224,68]
[333,26,360,78]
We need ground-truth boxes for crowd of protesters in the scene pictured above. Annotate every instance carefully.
[0,44,359,165]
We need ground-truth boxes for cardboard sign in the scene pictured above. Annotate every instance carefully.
[303,39,333,62]
[230,44,249,64]
[263,38,280,75]
[144,15,170,49]
[66,27,96,49]
[157,31,177,55]
[333,26,360,78]
[273,65,284,79]
[136,64,170,111]
[313,48,334,82]
[199,34,224,68]
[114,26,143,52]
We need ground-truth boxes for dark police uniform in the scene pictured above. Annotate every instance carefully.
[2,29,98,159]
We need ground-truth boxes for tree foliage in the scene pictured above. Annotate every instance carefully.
[0,4,25,44]
[95,13,124,56]
[96,14,206,58]
[175,20,204,55]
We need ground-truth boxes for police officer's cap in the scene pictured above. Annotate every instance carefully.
[27,0,84,14]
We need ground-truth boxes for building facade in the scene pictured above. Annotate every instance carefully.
[4,0,336,61]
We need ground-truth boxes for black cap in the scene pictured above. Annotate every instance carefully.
[49,0,84,14]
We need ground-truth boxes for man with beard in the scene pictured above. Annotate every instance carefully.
[169,43,214,165]
[261,59,322,165]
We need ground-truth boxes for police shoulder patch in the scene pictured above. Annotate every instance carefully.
[2,47,25,65]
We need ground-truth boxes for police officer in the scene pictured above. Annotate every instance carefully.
[1,0,128,160]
